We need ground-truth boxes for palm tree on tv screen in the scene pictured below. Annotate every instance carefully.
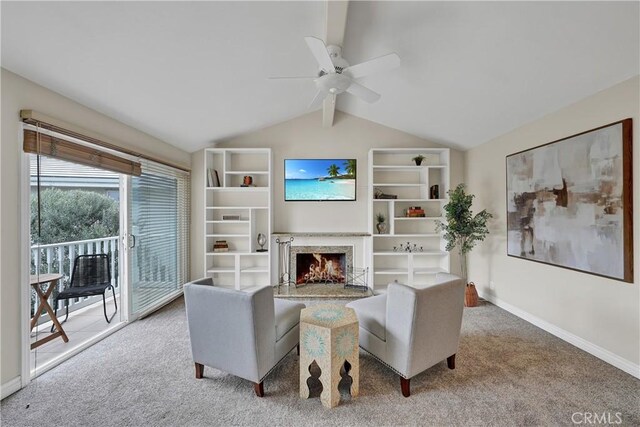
[327,164,340,178]
[343,160,356,178]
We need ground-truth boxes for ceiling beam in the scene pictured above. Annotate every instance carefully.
[322,1,348,128]
[325,1,349,47]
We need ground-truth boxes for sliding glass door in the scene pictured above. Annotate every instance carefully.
[128,160,189,318]
[22,121,189,380]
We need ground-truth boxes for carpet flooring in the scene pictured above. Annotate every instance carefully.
[1,297,638,426]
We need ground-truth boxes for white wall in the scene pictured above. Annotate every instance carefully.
[0,69,191,389]
[190,110,465,279]
[466,76,639,375]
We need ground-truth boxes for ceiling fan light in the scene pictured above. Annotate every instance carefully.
[315,73,351,95]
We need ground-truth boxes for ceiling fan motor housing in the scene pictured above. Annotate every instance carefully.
[326,45,349,72]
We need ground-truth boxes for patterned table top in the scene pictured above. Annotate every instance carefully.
[300,304,358,328]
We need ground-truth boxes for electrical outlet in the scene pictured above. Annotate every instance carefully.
[489,280,496,290]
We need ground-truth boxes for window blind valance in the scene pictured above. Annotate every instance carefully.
[23,129,142,176]
[20,109,190,173]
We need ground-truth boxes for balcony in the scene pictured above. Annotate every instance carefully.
[30,236,122,373]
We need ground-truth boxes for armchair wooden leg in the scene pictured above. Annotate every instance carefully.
[254,381,264,397]
[195,363,204,379]
[400,377,411,397]
[447,354,456,370]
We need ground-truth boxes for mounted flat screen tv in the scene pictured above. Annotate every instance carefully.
[285,159,356,201]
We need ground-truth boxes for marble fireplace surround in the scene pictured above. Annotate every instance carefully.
[271,232,372,298]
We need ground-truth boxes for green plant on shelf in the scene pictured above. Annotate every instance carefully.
[412,155,426,166]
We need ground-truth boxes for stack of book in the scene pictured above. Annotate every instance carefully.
[213,240,229,252]
[406,206,426,217]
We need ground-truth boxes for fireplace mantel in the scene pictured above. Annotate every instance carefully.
[272,232,371,237]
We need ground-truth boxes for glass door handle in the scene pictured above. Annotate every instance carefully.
[130,235,136,248]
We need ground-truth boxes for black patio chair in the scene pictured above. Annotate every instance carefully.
[51,254,117,332]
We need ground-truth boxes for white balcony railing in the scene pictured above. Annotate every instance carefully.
[31,236,119,325]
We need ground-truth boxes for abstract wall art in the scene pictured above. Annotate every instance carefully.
[506,119,633,282]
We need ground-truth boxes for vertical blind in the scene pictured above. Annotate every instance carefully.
[129,159,190,315]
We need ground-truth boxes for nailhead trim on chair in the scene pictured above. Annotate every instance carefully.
[358,346,409,379]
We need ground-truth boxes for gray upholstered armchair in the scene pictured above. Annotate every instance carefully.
[184,278,305,396]
[346,273,465,397]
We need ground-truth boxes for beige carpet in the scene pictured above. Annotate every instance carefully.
[1,297,638,426]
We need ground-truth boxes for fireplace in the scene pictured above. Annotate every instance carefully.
[290,245,354,286]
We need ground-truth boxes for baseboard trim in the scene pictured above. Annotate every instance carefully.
[1,376,22,400]
[478,291,640,379]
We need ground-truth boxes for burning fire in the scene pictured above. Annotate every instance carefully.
[297,253,346,284]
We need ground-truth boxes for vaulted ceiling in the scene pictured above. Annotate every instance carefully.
[2,1,638,152]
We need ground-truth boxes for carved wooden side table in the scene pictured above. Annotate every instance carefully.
[299,304,359,408]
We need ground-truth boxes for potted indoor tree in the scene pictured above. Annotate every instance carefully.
[436,184,492,307]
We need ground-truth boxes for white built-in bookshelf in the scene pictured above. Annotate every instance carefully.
[203,148,272,290]
[368,148,450,292]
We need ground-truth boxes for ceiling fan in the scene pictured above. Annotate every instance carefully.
[271,36,401,111]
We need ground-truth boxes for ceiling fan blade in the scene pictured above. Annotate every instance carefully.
[308,90,327,110]
[346,81,381,103]
[304,36,336,73]
[343,53,400,79]
[322,93,336,128]
[267,76,317,80]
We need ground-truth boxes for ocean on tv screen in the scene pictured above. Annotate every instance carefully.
[285,178,355,200]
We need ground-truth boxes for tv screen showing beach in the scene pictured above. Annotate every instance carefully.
[284,159,356,201]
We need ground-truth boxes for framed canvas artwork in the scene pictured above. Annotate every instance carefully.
[506,119,633,283]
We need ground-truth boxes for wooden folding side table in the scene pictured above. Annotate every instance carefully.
[30,273,69,349]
